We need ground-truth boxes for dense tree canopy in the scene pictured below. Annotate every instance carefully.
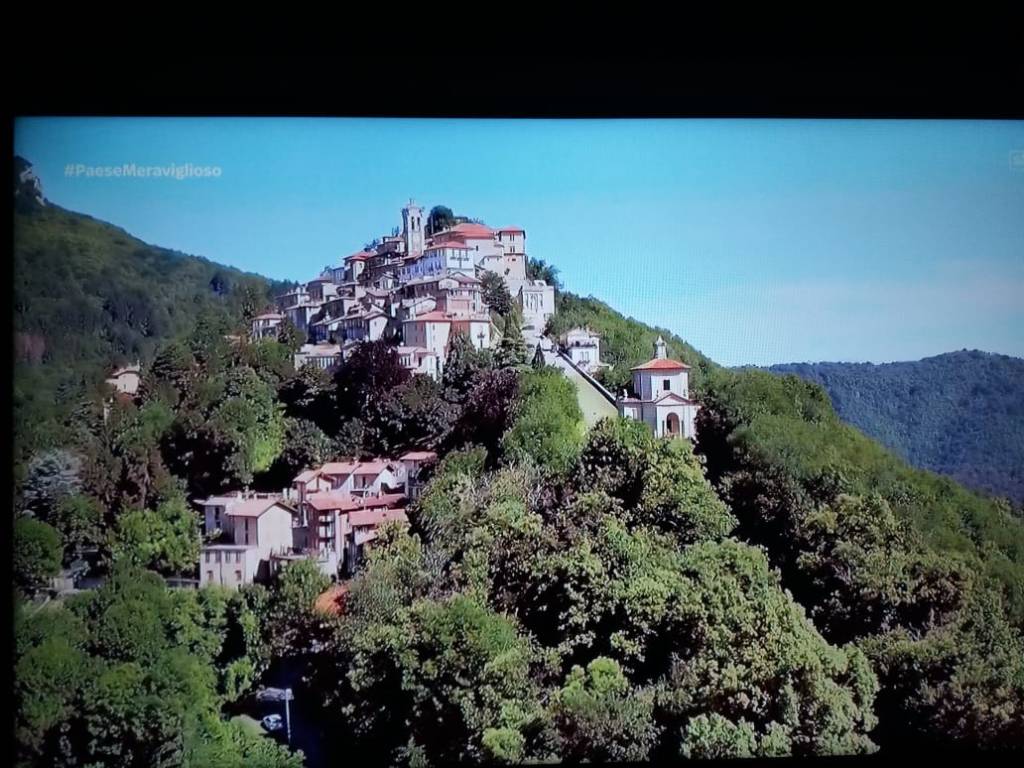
[308,416,883,764]
[14,517,63,594]
[13,566,302,767]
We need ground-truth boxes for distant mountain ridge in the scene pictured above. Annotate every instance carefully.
[768,350,1024,503]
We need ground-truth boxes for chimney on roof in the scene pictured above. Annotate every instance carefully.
[655,336,667,359]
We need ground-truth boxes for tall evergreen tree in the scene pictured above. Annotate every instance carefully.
[532,343,546,370]
[496,310,527,368]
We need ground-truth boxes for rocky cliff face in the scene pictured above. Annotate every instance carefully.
[14,155,47,212]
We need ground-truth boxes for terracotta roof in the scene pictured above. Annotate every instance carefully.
[320,461,361,476]
[227,498,287,518]
[631,358,691,371]
[349,507,408,527]
[400,451,437,461]
[314,583,350,616]
[293,469,321,484]
[452,274,481,284]
[449,223,494,238]
[345,251,372,262]
[353,460,391,475]
[404,311,453,324]
[306,492,406,512]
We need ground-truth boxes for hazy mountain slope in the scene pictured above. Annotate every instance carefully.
[769,351,1024,503]
[12,157,287,469]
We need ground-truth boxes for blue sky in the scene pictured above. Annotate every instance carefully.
[14,117,1024,366]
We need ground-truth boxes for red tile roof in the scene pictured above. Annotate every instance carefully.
[404,311,453,323]
[353,460,391,475]
[320,461,360,476]
[400,451,438,461]
[631,358,691,371]
[314,583,349,616]
[306,492,407,512]
[349,507,408,527]
[450,223,494,238]
[345,251,372,262]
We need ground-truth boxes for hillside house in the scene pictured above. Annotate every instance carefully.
[105,363,141,395]
[198,496,301,589]
[397,346,439,378]
[344,251,371,282]
[347,506,408,570]
[318,459,402,496]
[251,312,284,340]
[402,311,492,377]
[293,342,343,371]
[563,327,603,372]
[304,491,407,577]
[397,450,438,500]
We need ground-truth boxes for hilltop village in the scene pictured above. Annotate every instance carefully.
[106,202,700,591]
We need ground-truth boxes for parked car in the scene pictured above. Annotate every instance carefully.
[262,714,283,732]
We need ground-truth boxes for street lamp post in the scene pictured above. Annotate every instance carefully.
[284,687,293,746]
[257,686,295,746]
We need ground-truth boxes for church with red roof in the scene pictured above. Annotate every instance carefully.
[616,336,700,439]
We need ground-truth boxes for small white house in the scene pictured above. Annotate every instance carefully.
[397,451,438,500]
[251,312,284,340]
[616,337,699,440]
[294,343,343,371]
[105,363,141,395]
[563,327,602,372]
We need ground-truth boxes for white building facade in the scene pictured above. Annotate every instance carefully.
[616,337,699,440]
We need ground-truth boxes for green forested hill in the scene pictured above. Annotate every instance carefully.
[550,293,1024,617]
[12,189,1024,760]
[768,352,1024,504]
[12,162,285,471]
[545,291,1024,749]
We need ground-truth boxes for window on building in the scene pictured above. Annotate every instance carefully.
[663,379,671,390]
[235,570,242,582]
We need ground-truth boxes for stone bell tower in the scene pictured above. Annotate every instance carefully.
[402,200,425,257]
